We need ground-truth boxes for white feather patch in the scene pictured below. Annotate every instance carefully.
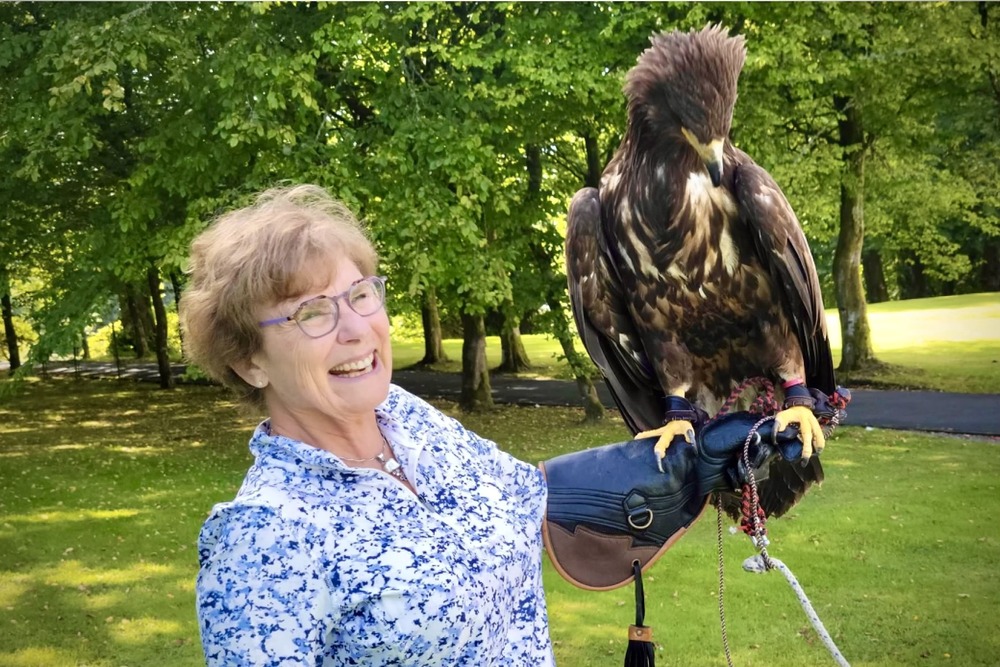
[602,171,621,193]
[677,172,740,278]
[720,227,739,275]
[617,242,636,274]
[685,172,737,218]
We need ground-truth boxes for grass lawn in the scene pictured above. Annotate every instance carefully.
[391,292,1000,393]
[2,379,998,666]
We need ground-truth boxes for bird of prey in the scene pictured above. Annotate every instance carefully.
[566,25,837,514]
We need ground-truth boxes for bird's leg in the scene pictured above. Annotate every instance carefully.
[774,379,825,461]
[636,395,700,473]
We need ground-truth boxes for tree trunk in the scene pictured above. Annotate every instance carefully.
[898,250,930,300]
[121,284,150,358]
[497,314,532,373]
[980,3,1000,110]
[80,329,91,360]
[1,271,20,373]
[525,139,603,419]
[459,312,493,411]
[583,133,603,188]
[975,4,1000,293]
[147,265,175,389]
[861,247,889,303]
[552,306,605,421]
[981,239,1000,292]
[169,271,186,356]
[137,281,157,354]
[420,286,448,365]
[833,95,876,371]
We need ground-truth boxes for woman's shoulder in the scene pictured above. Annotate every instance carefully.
[384,384,470,429]
[384,383,434,416]
[199,487,305,551]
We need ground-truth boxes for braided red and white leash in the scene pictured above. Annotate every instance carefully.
[714,385,851,667]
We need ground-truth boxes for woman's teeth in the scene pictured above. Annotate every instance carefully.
[329,353,375,377]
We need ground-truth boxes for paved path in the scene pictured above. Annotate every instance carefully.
[28,361,1000,437]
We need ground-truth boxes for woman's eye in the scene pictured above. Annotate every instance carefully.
[298,304,331,322]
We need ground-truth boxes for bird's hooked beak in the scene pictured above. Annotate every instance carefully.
[681,128,726,187]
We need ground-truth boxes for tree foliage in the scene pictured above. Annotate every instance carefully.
[2,2,996,400]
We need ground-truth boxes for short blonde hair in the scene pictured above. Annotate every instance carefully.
[180,184,378,408]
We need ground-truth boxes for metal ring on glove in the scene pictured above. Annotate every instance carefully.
[627,508,654,530]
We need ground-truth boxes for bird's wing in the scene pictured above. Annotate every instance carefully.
[733,160,836,395]
[565,187,664,435]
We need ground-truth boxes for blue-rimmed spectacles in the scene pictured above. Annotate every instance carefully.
[258,276,387,339]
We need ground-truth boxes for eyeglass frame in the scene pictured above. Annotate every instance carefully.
[257,275,387,338]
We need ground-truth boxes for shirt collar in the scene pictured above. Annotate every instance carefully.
[247,384,421,470]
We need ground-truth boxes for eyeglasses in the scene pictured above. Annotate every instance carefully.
[258,276,387,339]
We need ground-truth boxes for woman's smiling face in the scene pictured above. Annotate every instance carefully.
[245,261,392,433]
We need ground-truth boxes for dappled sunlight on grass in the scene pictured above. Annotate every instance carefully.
[107,445,174,455]
[824,297,1000,392]
[2,375,999,665]
[819,456,859,468]
[41,560,180,587]
[0,449,29,458]
[825,294,1000,349]
[78,419,120,428]
[0,426,39,435]
[0,647,78,667]
[0,577,30,606]
[0,380,237,664]
[109,615,185,644]
[5,508,142,524]
[82,589,126,611]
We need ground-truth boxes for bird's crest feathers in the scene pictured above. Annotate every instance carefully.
[624,24,747,141]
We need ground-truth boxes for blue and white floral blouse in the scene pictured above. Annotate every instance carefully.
[196,384,554,666]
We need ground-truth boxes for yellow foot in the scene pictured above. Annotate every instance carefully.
[636,420,695,473]
[774,405,826,460]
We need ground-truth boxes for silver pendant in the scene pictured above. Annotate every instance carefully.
[376,452,406,481]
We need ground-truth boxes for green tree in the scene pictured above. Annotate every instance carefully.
[727,2,996,372]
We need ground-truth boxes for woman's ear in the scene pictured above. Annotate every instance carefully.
[231,357,268,389]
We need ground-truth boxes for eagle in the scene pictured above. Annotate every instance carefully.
[566,25,838,517]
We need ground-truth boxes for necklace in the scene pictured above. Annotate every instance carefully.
[339,434,408,483]
[373,436,408,483]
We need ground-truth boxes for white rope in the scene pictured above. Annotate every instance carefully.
[743,554,851,667]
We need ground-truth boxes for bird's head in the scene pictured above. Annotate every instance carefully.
[624,24,746,187]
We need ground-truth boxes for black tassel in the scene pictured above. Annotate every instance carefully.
[624,560,655,667]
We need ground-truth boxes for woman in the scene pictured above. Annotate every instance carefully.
[181,185,554,665]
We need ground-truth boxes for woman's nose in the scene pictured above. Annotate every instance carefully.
[334,303,369,342]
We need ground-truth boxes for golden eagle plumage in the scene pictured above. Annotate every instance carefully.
[566,25,836,517]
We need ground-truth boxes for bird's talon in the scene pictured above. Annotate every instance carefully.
[775,404,826,463]
[637,419,695,471]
